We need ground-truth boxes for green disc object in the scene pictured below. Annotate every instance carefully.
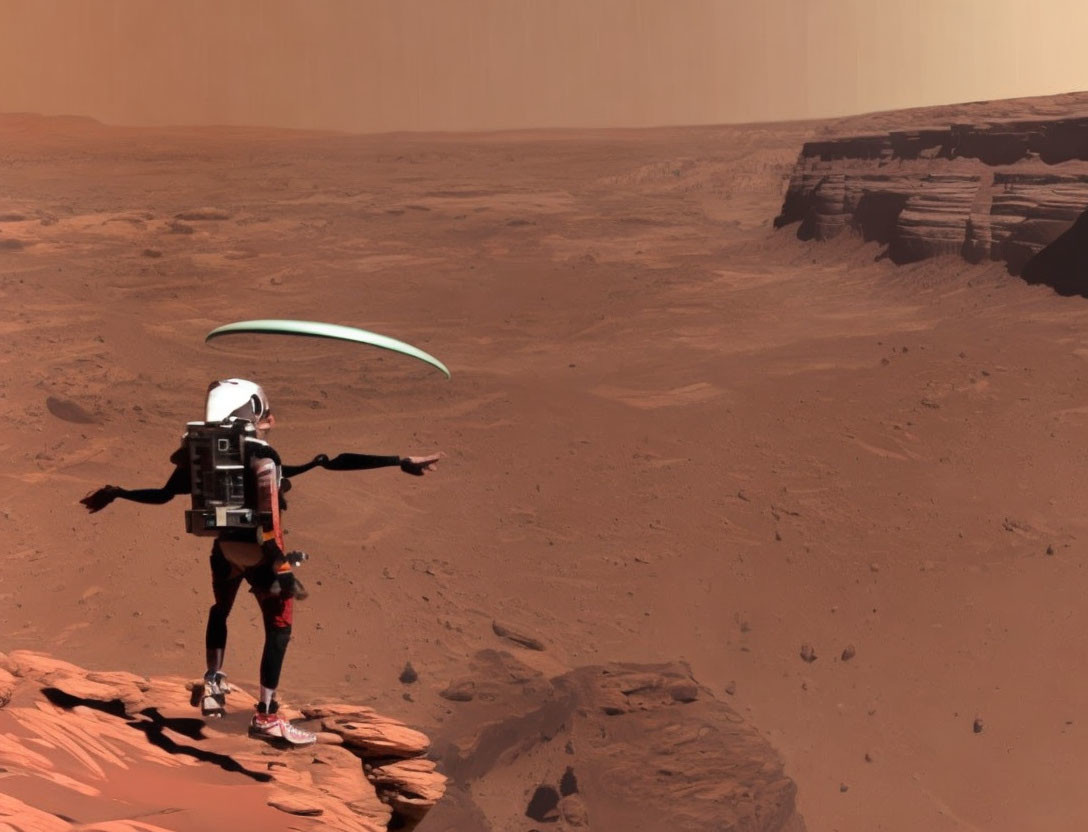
[205,319,451,378]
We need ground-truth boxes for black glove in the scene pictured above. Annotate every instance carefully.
[285,550,309,568]
[80,485,120,513]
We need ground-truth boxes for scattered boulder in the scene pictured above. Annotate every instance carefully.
[800,644,818,663]
[559,765,579,796]
[841,645,856,662]
[399,662,418,684]
[492,620,545,651]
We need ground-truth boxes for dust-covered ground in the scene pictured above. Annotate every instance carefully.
[1,111,1086,831]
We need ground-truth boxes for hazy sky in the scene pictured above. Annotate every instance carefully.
[1,0,1086,132]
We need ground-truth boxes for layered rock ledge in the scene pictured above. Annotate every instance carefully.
[773,109,1088,281]
[430,650,805,832]
[0,650,445,831]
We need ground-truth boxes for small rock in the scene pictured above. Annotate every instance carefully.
[869,562,881,573]
[492,620,545,651]
[1046,545,1055,556]
[399,662,418,685]
[439,679,476,702]
[141,248,162,258]
[973,717,984,734]
[45,396,97,424]
[559,794,590,827]
[559,766,579,796]
[841,645,856,662]
[864,751,874,763]
[800,644,818,663]
[668,681,699,703]
[839,783,849,793]
[724,681,737,696]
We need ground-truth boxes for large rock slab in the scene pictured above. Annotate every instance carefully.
[431,650,805,832]
[0,650,444,831]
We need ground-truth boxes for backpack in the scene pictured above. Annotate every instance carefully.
[183,420,271,538]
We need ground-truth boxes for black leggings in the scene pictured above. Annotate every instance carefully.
[206,543,294,689]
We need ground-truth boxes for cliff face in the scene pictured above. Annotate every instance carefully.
[774,114,1088,275]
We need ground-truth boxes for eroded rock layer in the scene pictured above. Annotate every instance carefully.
[774,112,1088,273]
[0,650,445,831]
[431,650,805,832]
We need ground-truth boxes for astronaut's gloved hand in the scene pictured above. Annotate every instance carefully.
[285,550,309,568]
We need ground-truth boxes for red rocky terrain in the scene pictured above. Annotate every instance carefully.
[4,92,1088,830]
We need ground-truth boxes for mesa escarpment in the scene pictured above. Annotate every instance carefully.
[774,103,1088,287]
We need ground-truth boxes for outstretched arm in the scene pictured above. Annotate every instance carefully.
[398,453,444,476]
[80,459,190,513]
[282,452,444,477]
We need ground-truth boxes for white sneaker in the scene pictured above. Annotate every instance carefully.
[200,672,229,718]
[249,713,317,747]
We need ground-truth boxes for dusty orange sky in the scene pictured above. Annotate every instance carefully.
[1,0,1087,132]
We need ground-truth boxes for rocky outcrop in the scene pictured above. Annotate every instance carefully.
[0,650,445,831]
[1021,203,1088,296]
[774,112,1088,276]
[430,650,805,832]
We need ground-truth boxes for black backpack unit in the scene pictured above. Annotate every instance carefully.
[183,420,270,538]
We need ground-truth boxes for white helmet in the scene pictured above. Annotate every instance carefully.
[205,378,271,423]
